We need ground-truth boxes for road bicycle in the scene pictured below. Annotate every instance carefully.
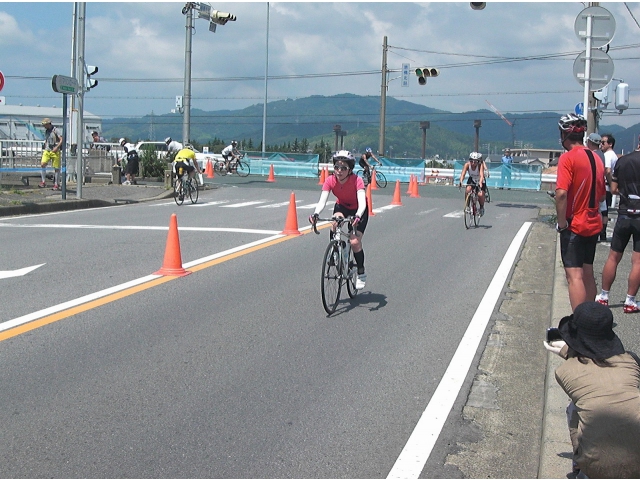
[312,216,359,314]
[214,157,250,177]
[460,183,481,229]
[356,168,387,188]
[174,173,199,206]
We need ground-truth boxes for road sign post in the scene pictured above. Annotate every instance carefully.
[51,75,79,200]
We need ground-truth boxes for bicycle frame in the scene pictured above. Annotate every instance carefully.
[313,216,358,314]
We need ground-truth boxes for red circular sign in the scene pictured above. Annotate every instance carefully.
[0,71,4,92]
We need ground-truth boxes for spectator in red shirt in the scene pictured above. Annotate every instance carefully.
[555,113,606,310]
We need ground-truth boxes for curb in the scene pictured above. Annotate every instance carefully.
[0,189,175,218]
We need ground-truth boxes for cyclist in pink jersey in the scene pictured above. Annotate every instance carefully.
[310,150,369,290]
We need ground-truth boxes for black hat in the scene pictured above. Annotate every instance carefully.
[558,301,625,359]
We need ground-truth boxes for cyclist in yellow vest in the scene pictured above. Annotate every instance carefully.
[173,147,202,197]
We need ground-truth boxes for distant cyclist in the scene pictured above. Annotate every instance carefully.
[172,147,202,199]
[359,147,381,185]
[458,152,487,216]
[165,137,183,154]
[309,150,369,290]
[221,140,241,174]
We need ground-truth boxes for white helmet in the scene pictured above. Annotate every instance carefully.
[119,138,126,146]
[165,137,172,144]
[469,152,482,160]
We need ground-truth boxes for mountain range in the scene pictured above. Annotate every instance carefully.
[102,94,640,158]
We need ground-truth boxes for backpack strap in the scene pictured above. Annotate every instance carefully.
[584,148,598,209]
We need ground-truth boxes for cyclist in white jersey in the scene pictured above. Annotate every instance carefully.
[458,151,487,216]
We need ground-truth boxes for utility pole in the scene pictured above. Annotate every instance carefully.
[75,2,86,199]
[378,36,387,157]
[183,7,193,145]
[420,121,430,160]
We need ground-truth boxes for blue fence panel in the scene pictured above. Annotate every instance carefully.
[454,161,542,190]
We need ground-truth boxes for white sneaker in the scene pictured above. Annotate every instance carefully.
[123,180,131,185]
[356,273,366,290]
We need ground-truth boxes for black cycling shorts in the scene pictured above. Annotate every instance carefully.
[559,229,598,268]
[333,203,369,235]
[610,215,640,253]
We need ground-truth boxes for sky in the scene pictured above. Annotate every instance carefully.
[1,1,640,130]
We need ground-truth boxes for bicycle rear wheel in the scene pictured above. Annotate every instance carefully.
[188,177,199,204]
[235,161,250,177]
[345,246,358,298]
[464,193,473,229]
[375,171,387,188]
[321,241,342,314]
[174,181,184,206]
[214,162,227,175]
[473,197,480,226]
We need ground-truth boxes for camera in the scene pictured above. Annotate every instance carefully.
[546,327,562,343]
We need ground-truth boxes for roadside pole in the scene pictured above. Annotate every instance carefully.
[52,75,79,201]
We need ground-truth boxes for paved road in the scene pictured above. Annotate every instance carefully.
[0,179,640,478]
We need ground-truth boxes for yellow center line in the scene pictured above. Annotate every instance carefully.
[0,227,321,342]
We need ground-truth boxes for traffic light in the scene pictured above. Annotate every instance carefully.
[470,2,486,10]
[211,10,236,25]
[86,65,98,90]
[415,67,439,85]
[615,83,629,113]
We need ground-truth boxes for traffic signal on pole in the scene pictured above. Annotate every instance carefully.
[211,10,236,25]
[415,67,439,85]
[86,65,98,90]
[470,2,486,10]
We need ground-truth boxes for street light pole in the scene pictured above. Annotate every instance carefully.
[378,36,387,157]
[183,7,193,145]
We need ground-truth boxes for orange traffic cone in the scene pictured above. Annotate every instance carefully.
[411,175,420,198]
[154,214,191,277]
[281,192,301,235]
[367,183,375,217]
[205,159,214,178]
[266,164,276,183]
[318,165,326,185]
[391,179,403,206]
[370,168,378,190]
[406,175,414,195]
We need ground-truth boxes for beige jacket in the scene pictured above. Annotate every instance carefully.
[555,351,640,478]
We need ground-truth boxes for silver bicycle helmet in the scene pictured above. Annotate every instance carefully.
[469,152,482,160]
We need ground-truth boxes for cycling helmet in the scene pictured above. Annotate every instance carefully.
[119,138,126,146]
[332,150,356,170]
[469,152,482,161]
[558,113,587,134]
[231,140,238,146]
[165,137,172,144]
[365,147,373,154]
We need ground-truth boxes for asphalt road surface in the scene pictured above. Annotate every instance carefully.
[0,181,574,478]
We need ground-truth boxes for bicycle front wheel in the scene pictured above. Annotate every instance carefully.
[345,246,358,299]
[464,193,473,229]
[188,178,199,204]
[235,161,250,177]
[174,181,184,206]
[485,186,491,203]
[473,197,480,227]
[321,241,342,314]
[375,171,387,188]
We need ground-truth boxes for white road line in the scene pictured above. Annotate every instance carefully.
[190,200,231,207]
[256,201,291,209]
[444,211,463,218]
[0,224,280,234]
[0,230,303,332]
[221,201,267,208]
[386,222,532,479]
